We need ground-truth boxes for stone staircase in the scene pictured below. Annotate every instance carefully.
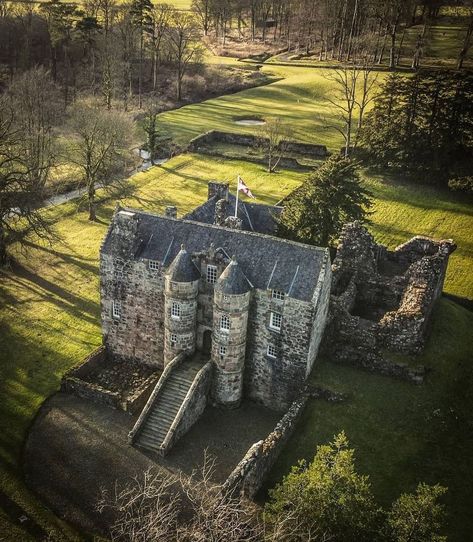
[135,360,203,454]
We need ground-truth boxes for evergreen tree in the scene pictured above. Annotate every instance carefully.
[277,156,372,246]
[265,432,380,542]
[386,483,447,542]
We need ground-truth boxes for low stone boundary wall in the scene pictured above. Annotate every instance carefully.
[188,130,328,158]
[160,361,212,456]
[61,347,122,409]
[222,395,308,499]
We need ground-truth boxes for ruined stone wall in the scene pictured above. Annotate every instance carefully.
[245,291,313,411]
[101,254,165,367]
[222,395,308,498]
[324,222,456,378]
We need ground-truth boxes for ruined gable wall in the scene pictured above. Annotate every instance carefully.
[245,291,312,411]
[101,254,165,367]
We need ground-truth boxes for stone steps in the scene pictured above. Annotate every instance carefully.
[135,360,203,453]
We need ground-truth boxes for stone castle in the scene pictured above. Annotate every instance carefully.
[63,180,454,460]
[100,182,331,415]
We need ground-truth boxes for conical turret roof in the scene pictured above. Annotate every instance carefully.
[215,257,251,295]
[166,245,200,282]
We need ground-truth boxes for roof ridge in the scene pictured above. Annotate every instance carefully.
[120,206,327,255]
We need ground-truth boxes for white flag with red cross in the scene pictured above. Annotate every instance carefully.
[237,175,256,199]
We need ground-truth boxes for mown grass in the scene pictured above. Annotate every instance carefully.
[157,65,383,153]
[0,152,472,539]
[266,299,473,542]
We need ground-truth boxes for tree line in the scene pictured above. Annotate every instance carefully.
[192,0,473,68]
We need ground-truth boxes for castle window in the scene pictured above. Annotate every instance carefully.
[112,300,122,319]
[267,344,277,359]
[149,260,160,272]
[272,289,285,301]
[207,265,217,284]
[170,333,178,346]
[171,302,181,320]
[269,312,282,332]
[220,314,230,332]
[219,345,227,356]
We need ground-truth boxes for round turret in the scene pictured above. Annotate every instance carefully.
[163,245,200,365]
[211,258,251,408]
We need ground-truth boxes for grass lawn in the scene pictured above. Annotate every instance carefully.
[156,65,382,153]
[0,152,472,539]
[266,298,473,542]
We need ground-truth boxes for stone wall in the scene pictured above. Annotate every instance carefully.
[245,292,313,411]
[222,395,308,498]
[323,222,456,380]
[61,347,122,409]
[188,130,328,159]
[160,361,212,455]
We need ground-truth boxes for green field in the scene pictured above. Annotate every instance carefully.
[156,65,375,153]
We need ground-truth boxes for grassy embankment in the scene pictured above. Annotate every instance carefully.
[0,59,472,540]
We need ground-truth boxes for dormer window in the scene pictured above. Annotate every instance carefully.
[149,260,160,272]
[272,289,285,300]
[220,314,230,332]
[269,311,282,332]
[207,265,217,284]
[112,300,122,319]
[171,302,181,320]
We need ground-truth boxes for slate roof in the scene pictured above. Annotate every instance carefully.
[184,194,282,235]
[102,208,328,302]
[215,259,252,295]
[166,246,201,282]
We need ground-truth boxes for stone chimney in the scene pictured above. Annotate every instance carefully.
[208,181,229,201]
[165,206,177,218]
[214,198,228,226]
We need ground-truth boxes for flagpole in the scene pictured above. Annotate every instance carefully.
[235,175,239,217]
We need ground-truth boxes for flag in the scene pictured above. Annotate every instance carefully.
[237,175,255,199]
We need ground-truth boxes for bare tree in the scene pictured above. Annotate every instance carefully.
[257,117,293,173]
[166,10,203,101]
[150,3,172,92]
[0,99,56,266]
[67,104,134,221]
[458,4,473,70]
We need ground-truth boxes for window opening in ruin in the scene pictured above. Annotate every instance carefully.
[219,345,227,356]
[207,265,217,284]
[170,333,177,345]
[267,344,277,358]
[149,260,160,272]
[272,289,285,300]
[220,314,230,332]
[112,300,122,319]
[269,311,282,331]
[171,302,181,320]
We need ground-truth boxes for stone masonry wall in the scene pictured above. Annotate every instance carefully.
[222,395,308,498]
[245,291,313,411]
[101,254,165,367]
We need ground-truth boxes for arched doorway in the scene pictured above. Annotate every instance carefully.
[202,330,212,355]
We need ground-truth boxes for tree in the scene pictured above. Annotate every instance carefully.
[150,3,172,92]
[257,117,292,173]
[166,10,203,101]
[458,5,473,70]
[7,67,61,191]
[277,156,372,247]
[130,0,154,109]
[0,99,55,266]
[67,104,134,221]
[386,483,447,542]
[143,104,161,161]
[265,432,380,542]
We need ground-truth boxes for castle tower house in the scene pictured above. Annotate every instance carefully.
[164,245,200,365]
[212,257,251,408]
